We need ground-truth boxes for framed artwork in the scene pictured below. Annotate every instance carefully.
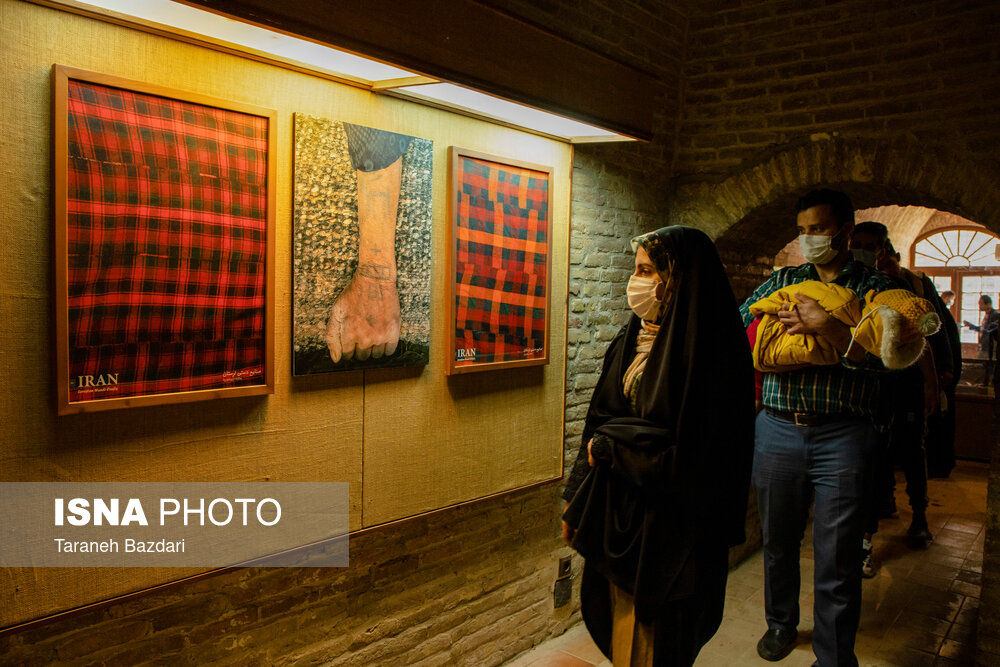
[292,114,432,375]
[446,147,552,374]
[53,66,275,415]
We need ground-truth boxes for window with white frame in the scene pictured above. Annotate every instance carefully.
[912,227,1000,347]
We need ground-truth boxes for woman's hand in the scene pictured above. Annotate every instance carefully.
[562,503,575,546]
[587,438,595,467]
[562,520,575,546]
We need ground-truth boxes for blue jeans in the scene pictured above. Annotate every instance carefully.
[753,410,876,667]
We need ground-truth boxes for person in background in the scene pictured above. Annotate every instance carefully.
[740,189,894,666]
[562,226,755,667]
[849,226,954,553]
[965,295,1000,386]
[845,225,897,578]
[847,223,901,554]
[927,288,962,478]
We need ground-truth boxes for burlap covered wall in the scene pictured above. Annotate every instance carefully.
[0,0,568,627]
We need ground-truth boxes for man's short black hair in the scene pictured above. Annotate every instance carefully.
[983,295,994,306]
[851,221,889,245]
[795,189,855,227]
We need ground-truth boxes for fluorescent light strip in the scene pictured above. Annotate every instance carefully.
[59,0,633,141]
[395,83,625,141]
[71,0,415,80]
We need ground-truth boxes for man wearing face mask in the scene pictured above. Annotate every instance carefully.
[739,189,895,666]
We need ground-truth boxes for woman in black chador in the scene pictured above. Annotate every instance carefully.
[562,225,755,666]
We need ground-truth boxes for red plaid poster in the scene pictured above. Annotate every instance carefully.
[55,68,274,413]
[448,148,551,374]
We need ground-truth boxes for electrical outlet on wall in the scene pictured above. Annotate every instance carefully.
[554,555,572,607]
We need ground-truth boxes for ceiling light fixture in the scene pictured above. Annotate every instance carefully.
[44,0,634,142]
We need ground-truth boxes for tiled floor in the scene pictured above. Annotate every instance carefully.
[506,460,988,667]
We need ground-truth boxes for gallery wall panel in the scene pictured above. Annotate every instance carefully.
[363,131,568,526]
[0,0,568,629]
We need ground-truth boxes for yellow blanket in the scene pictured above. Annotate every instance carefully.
[748,280,940,372]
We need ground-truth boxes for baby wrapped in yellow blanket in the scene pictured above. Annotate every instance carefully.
[748,280,940,372]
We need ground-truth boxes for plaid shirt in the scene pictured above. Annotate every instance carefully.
[739,260,896,417]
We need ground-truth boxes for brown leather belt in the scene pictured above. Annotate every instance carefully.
[765,408,851,427]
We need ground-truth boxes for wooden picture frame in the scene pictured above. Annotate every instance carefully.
[446,147,552,375]
[53,66,275,414]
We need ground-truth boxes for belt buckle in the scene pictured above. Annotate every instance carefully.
[793,412,809,426]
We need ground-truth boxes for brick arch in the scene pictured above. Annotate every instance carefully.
[670,136,1000,264]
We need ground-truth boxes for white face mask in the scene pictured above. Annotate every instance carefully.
[798,231,840,265]
[627,274,663,321]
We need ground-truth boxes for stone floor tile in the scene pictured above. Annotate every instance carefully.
[963,560,984,575]
[932,656,969,666]
[941,518,984,535]
[560,631,607,664]
[913,562,962,580]
[926,552,967,569]
[954,608,978,628]
[946,620,976,643]
[957,569,983,586]
[949,580,981,598]
[937,637,977,663]
[533,651,598,666]
[894,609,953,637]
[873,646,937,666]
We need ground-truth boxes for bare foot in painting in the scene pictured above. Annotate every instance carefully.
[325,266,400,362]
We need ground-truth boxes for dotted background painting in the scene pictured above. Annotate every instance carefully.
[293,114,432,374]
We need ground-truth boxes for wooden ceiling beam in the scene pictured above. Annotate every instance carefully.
[180,0,661,140]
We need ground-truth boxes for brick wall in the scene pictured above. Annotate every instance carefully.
[677,0,1000,177]
[0,485,577,667]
